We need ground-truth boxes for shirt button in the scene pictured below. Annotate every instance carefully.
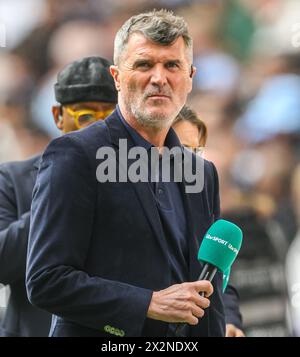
[158,188,164,195]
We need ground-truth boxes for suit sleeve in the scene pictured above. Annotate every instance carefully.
[223,285,243,329]
[210,161,243,329]
[26,136,153,337]
[0,167,30,285]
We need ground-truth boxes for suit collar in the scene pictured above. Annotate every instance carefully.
[32,154,42,170]
[116,105,153,151]
[105,110,133,149]
[29,155,42,185]
[105,108,182,151]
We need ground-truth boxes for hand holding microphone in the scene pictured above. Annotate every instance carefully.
[147,219,243,332]
[175,219,243,335]
[147,280,213,326]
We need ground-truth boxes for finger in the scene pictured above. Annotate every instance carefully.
[226,325,245,337]
[236,329,245,337]
[192,280,214,297]
[190,293,210,309]
[225,325,235,337]
[186,314,199,326]
[179,283,210,306]
[178,308,199,325]
[190,304,205,319]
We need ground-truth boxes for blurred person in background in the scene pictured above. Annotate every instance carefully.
[0,51,50,327]
[286,164,300,336]
[172,105,208,150]
[0,53,50,163]
[173,105,244,337]
[31,19,109,138]
[0,56,117,337]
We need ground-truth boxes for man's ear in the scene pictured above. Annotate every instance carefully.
[52,106,63,130]
[187,65,196,94]
[110,65,121,91]
[190,65,196,78]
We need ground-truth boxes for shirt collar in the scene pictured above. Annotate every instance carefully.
[116,104,183,151]
[117,105,152,151]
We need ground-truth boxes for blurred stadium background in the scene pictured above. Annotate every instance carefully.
[1,0,300,337]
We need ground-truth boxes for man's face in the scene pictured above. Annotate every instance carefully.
[173,120,201,149]
[52,101,116,133]
[111,33,195,129]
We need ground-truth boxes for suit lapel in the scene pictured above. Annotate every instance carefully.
[132,181,170,258]
[178,175,203,281]
[105,113,170,264]
[30,155,42,184]
[174,150,205,281]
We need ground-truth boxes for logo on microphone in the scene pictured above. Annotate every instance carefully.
[205,234,239,254]
[206,234,227,246]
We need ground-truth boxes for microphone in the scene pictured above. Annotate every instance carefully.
[175,219,243,336]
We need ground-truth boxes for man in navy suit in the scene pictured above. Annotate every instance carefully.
[26,10,241,337]
[0,56,117,336]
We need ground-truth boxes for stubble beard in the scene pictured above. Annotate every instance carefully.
[132,105,175,130]
[124,90,177,130]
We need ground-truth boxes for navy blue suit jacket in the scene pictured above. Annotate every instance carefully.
[26,111,234,337]
[0,156,51,336]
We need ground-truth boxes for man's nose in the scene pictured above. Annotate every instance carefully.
[150,65,168,87]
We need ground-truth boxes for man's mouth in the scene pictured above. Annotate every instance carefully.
[147,95,170,99]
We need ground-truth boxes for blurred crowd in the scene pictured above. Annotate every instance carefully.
[1,0,300,336]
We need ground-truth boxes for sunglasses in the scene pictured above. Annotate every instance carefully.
[65,107,114,129]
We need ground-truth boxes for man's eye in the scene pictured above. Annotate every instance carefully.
[136,62,151,69]
[166,62,179,69]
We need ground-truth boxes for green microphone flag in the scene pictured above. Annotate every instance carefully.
[198,219,243,292]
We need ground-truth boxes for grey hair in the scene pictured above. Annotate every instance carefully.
[113,9,193,65]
